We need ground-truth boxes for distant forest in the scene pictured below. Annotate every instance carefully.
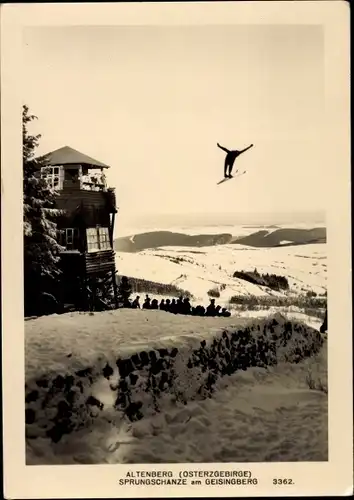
[116,275,193,298]
[233,269,289,292]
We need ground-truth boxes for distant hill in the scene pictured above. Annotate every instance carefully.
[231,227,326,248]
[114,227,326,253]
[114,231,233,253]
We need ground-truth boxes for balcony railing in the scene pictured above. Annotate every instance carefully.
[41,166,115,194]
[81,173,107,192]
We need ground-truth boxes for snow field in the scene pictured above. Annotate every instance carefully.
[116,243,327,305]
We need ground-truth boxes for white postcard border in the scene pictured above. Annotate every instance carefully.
[1,2,352,498]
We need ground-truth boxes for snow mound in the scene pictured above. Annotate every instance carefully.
[25,309,326,463]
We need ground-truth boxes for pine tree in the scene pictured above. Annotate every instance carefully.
[23,105,63,315]
[117,276,132,306]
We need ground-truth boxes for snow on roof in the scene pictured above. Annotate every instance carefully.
[42,146,110,169]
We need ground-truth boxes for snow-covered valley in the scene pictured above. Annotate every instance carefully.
[116,242,327,306]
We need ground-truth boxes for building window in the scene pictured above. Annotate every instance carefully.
[99,227,111,250]
[86,228,99,252]
[58,228,79,250]
[86,226,111,253]
[65,228,76,249]
[41,166,63,190]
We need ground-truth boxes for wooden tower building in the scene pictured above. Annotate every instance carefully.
[40,146,118,311]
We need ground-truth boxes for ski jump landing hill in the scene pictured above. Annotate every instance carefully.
[25,309,324,446]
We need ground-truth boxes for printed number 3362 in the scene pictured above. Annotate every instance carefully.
[273,479,294,485]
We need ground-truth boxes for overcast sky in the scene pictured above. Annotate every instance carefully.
[23,25,325,228]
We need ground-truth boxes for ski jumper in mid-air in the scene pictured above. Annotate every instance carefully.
[217,143,253,178]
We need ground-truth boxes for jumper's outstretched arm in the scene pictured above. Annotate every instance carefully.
[238,144,254,155]
[217,143,230,154]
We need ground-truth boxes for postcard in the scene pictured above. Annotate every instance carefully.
[1,1,352,497]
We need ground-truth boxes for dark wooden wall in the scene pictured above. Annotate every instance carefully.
[85,250,116,275]
[55,189,116,229]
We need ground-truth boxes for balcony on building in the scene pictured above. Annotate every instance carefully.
[39,145,117,209]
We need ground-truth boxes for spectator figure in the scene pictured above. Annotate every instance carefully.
[183,297,191,315]
[159,299,166,311]
[165,299,171,312]
[195,305,205,316]
[151,298,159,310]
[171,298,177,314]
[215,305,222,316]
[176,296,183,314]
[206,298,216,316]
[191,306,197,316]
[221,307,231,317]
[320,309,327,333]
[131,295,141,309]
[179,297,187,315]
[143,295,151,309]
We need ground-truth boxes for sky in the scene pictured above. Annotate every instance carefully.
[23,25,325,230]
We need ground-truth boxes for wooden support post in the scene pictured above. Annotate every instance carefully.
[92,282,97,311]
[82,257,89,311]
[110,210,118,309]
[112,269,118,309]
[110,212,116,248]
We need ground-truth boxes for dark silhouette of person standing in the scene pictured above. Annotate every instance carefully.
[320,308,327,333]
[217,143,253,178]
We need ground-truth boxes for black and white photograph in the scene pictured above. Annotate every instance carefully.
[1,1,352,498]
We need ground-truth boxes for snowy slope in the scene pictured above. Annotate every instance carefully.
[26,309,327,464]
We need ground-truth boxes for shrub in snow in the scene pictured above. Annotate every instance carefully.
[117,276,132,306]
[207,287,221,298]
